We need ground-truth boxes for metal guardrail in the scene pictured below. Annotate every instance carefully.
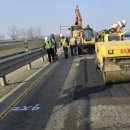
[0,38,62,86]
[0,49,44,86]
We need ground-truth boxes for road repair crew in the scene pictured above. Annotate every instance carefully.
[109,20,126,33]
[50,34,57,52]
[44,36,55,63]
[60,34,69,59]
[69,37,78,56]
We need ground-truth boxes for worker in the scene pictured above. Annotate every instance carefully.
[69,37,77,56]
[50,34,57,52]
[86,24,91,30]
[109,20,126,33]
[44,36,55,63]
[60,34,69,59]
[50,34,58,60]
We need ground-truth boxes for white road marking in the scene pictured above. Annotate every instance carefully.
[12,104,40,112]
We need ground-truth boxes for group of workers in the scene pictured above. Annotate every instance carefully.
[44,34,78,63]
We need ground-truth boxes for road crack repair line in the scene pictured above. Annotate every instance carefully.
[44,57,80,130]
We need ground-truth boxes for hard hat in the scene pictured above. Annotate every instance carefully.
[60,34,63,37]
[122,20,126,25]
[50,34,54,38]
[44,36,49,41]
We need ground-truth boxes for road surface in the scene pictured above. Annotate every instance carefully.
[1,53,130,130]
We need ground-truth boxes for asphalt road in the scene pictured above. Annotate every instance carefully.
[1,53,130,130]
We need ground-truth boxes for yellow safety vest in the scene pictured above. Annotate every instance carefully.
[50,38,55,48]
[45,41,52,49]
[61,38,67,47]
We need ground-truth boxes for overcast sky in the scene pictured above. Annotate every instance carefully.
[0,0,130,37]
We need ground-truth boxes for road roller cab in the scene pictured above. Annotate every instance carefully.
[95,32,130,84]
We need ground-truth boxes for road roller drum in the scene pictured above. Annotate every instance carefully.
[103,69,130,84]
[103,60,130,83]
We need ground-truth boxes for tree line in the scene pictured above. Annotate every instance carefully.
[0,26,43,40]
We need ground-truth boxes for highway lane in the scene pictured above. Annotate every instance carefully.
[0,55,78,130]
[1,53,130,130]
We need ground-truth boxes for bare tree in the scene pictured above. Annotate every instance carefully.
[26,27,36,39]
[36,27,42,38]
[8,26,21,40]
[7,26,43,40]
[20,28,27,40]
[26,26,43,39]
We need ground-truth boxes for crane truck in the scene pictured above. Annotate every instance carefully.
[70,5,96,54]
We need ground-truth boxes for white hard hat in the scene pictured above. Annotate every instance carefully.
[45,36,49,41]
[60,34,63,37]
[122,20,126,25]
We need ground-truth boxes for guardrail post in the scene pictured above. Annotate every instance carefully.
[41,49,44,62]
[0,76,6,86]
[27,63,32,70]
[25,40,29,52]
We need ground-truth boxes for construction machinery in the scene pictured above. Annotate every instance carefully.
[70,5,96,54]
[95,30,130,84]
[70,5,82,42]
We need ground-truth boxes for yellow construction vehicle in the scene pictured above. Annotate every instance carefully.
[70,5,96,54]
[95,31,130,84]
[70,5,82,42]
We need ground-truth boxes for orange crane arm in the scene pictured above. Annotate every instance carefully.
[75,5,82,28]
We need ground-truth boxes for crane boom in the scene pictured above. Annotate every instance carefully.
[75,5,82,28]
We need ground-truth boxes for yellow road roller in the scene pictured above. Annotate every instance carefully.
[95,31,130,84]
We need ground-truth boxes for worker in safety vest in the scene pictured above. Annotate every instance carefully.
[44,36,55,63]
[69,37,77,56]
[109,20,126,33]
[60,34,69,59]
[50,34,57,52]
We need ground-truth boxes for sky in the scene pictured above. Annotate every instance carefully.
[0,0,130,38]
